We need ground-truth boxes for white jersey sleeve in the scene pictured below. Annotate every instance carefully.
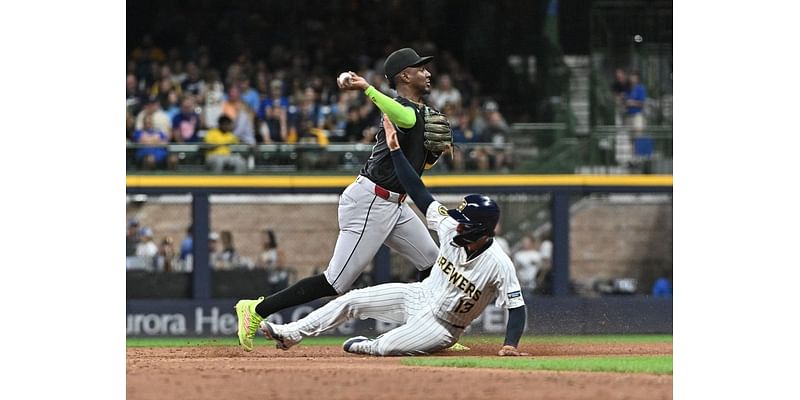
[425,200,459,244]
[493,257,526,309]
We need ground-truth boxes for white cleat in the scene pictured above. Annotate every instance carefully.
[260,321,302,350]
[342,336,370,354]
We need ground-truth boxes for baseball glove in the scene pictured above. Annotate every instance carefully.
[423,110,453,153]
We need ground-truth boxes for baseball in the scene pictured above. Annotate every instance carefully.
[337,72,352,86]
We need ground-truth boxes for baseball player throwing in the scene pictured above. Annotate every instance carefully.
[257,114,528,356]
[235,48,455,352]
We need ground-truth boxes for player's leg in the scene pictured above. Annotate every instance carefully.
[322,184,401,293]
[383,202,439,277]
[345,312,459,356]
[237,183,401,351]
[383,202,439,268]
[261,283,417,349]
[252,183,398,318]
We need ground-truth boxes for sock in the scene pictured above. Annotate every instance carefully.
[255,274,338,318]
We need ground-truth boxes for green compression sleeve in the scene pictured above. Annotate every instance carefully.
[364,86,416,129]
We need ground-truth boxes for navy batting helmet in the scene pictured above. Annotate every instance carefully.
[447,194,500,247]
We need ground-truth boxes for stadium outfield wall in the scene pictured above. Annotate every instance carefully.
[126,296,672,337]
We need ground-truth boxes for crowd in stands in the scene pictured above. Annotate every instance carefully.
[128,211,554,295]
[126,218,295,289]
[509,231,553,295]
[127,34,515,173]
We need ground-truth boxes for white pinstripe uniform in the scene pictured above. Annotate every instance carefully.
[269,200,525,355]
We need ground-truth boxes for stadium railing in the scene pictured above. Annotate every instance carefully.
[125,124,672,174]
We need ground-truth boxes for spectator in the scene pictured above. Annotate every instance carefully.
[162,89,181,120]
[168,58,187,87]
[611,68,629,127]
[429,74,462,111]
[126,109,136,142]
[203,115,247,173]
[181,61,204,98]
[135,227,159,271]
[257,229,282,269]
[150,74,183,106]
[625,71,652,170]
[652,277,672,297]
[209,231,223,270]
[463,101,508,171]
[512,234,543,293]
[478,101,512,171]
[291,86,328,144]
[126,218,140,262]
[178,225,193,272]
[258,79,289,143]
[156,236,177,272]
[133,114,178,170]
[539,231,553,262]
[470,100,492,137]
[126,73,143,116]
[624,71,647,137]
[171,96,201,142]
[442,103,479,171]
[238,77,261,114]
[340,106,367,143]
[201,69,225,129]
[135,96,173,138]
[223,85,257,146]
[218,230,239,270]
[493,221,511,256]
[652,268,672,297]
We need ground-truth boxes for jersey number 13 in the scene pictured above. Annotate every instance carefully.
[453,297,475,313]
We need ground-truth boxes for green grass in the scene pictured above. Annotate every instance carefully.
[126,334,671,348]
[127,335,672,375]
[468,335,672,345]
[402,355,673,375]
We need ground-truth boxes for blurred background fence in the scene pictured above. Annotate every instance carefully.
[127,124,672,174]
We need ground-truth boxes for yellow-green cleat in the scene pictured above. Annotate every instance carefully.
[235,297,265,352]
[444,342,471,352]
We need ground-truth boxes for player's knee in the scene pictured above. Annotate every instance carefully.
[322,271,348,295]
[423,248,439,267]
[331,278,355,295]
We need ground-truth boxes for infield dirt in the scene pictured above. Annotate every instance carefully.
[127,342,672,400]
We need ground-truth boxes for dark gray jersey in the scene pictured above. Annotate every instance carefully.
[360,98,440,194]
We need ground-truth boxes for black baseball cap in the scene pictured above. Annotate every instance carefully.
[383,48,433,82]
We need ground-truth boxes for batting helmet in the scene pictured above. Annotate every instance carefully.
[447,194,500,247]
